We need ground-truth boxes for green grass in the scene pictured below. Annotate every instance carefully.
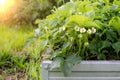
[0,24,42,80]
[0,25,34,52]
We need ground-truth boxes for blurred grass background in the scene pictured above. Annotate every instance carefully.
[0,0,69,79]
[0,25,34,52]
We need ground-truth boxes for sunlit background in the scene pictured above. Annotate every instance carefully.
[0,0,18,20]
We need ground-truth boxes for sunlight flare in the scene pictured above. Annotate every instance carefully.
[0,0,18,20]
[0,0,15,12]
[0,0,6,5]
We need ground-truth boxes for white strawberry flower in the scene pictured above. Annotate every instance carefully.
[74,26,80,31]
[80,27,86,33]
[92,27,96,33]
[87,29,92,34]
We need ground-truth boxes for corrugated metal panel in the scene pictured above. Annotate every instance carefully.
[42,61,52,80]
[49,71,120,77]
[42,61,120,80]
[50,61,120,71]
[49,77,120,80]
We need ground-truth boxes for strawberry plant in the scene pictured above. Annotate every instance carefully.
[36,0,120,76]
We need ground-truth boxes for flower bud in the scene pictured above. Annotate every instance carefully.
[84,42,89,46]
[78,34,83,38]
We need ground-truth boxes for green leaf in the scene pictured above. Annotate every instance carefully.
[103,0,109,4]
[61,60,73,76]
[61,54,81,76]
[113,1,120,6]
[40,40,48,50]
[106,30,117,42]
[88,41,111,54]
[66,15,100,28]
[84,10,95,20]
[51,57,64,69]
[62,42,70,53]
[109,16,120,28]
[85,21,100,28]
[66,15,90,26]
[88,42,98,54]
[34,19,41,24]
[94,20,105,28]
[97,54,106,60]
[98,41,111,52]
[112,42,120,53]
[109,16,120,35]
[52,51,62,58]
[111,5,119,11]
[66,54,81,64]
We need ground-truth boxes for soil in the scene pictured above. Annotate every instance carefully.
[0,69,26,80]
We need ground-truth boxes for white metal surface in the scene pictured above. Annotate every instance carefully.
[42,61,120,80]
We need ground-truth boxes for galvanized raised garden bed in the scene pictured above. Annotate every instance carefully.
[42,60,120,80]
